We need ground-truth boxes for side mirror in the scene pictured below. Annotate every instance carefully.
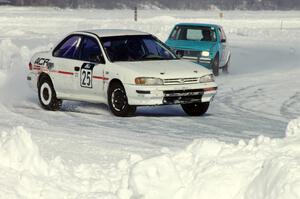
[221,39,226,43]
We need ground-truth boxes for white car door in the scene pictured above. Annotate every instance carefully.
[51,35,82,97]
[74,35,106,103]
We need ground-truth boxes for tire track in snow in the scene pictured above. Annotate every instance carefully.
[215,83,286,139]
[280,92,300,119]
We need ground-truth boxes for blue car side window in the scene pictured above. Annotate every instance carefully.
[170,26,181,40]
[218,27,227,42]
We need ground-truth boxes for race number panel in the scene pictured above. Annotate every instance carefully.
[80,63,95,88]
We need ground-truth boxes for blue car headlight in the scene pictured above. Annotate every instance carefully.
[201,51,210,57]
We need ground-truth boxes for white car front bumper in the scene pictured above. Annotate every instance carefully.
[124,82,217,106]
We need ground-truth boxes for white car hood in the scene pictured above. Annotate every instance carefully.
[115,59,211,79]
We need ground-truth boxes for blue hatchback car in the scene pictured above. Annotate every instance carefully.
[166,23,231,76]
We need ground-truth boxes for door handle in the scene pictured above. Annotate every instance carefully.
[74,66,80,71]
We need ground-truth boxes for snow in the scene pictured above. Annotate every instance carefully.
[0,7,299,199]
[286,118,300,137]
[0,127,133,198]
[0,127,48,175]
[1,119,300,198]
[128,120,300,199]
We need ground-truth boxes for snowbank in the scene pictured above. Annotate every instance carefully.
[0,127,132,198]
[129,141,300,199]
[0,127,48,176]
[286,118,300,137]
[1,119,300,198]
[126,118,300,199]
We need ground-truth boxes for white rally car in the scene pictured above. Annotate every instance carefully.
[27,29,217,117]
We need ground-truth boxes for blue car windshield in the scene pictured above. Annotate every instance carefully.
[101,35,177,62]
[170,25,217,42]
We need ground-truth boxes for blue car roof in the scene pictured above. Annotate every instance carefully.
[176,23,221,28]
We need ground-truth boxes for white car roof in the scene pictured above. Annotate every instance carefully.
[75,29,150,37]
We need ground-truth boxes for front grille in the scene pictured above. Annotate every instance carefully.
[164,89,203,97]
[176,50,201,59]
[183,50,201,57]
[163,77,199,85]
[163,89,203,104]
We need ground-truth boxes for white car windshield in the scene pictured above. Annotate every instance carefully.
[101,35,177,62]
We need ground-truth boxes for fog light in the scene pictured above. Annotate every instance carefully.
[204,87,217,92]
[136,90,151,94]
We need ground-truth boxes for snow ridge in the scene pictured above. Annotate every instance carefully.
[1,119,300,199]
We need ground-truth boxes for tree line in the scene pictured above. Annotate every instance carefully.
[9,0,300,10]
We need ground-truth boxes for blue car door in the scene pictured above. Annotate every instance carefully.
[218,27,229,67]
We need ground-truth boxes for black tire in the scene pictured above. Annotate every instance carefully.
[38,75,62,111]
[222,56,230,74]
[212,54,219,76]
[108,82,136,117]
[181,102,210,116]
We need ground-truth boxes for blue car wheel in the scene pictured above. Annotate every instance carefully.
[212,54,219,76]
[222,55,230,74]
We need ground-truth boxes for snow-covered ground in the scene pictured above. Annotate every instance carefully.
[0,7,299,199]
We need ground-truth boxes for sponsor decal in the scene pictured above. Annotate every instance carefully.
[34,57,54,71]
[34,58,50,67]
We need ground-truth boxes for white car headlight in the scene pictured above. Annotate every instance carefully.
[135,77,163,85]
[201,51,210,57]
[199,74,214,83]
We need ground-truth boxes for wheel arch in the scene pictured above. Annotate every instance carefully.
[106,78,136,116]
[214,51,221,66]
[107,78,124,95]
[215,51,219,59]
[226,52,231,63]
[37,72,51,87]
[37,72,57,93]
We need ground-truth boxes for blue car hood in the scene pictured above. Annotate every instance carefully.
[166,40,216,51]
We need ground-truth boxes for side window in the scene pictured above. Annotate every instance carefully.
[53,35,81,59]
[219,27,227,42]
[170,26,180,40]
[79,37,103,63]
[175,28,182,40]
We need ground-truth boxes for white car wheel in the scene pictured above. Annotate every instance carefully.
[40,83,52,106]
[181,102,210,116]
[111,88,127,112]
[108,82,136,117]
[38,75,62,111]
